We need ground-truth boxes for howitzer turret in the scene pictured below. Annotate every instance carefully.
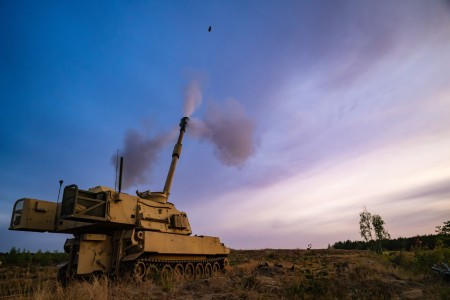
[9,117,229,284]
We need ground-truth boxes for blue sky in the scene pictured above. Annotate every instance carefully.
[1,0,449,252]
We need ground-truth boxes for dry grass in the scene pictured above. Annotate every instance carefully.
[0,249,448,300]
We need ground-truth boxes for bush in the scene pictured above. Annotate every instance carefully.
[385,251,414,269]
[2,247,68,266]
[414,246,450,274]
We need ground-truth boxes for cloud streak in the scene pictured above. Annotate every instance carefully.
[381,178,450,204]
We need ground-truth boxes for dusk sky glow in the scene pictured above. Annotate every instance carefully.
[1,1,449,252]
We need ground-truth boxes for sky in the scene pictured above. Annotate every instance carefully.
[1,0,449,252]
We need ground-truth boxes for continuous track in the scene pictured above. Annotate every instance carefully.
[123,256,228,280]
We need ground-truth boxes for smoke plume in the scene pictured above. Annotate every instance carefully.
[114,81,257,189]
[190,99,257,167]
[113,128,176,189]
[183,80,202,117]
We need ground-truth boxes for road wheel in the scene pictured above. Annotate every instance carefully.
[212,262,221,275]
[174,264,184,280]
[205,263,212,277]
[161,264,173,281]
[134,261,146,281]
[195,263,204,278]
[184,263,195,280]
[146,264,159,281]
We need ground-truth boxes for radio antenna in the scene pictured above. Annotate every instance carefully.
[57,180,63,203]
[54,180,63,231]
[118,157,124,193]
[115,149,119,190]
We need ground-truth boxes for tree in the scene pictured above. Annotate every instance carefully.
[359,207,390,254]
[435,220,450,248]
[359,207,373,243]
[436,220,450,235]
[6,247,18,264]
[372,214,391,253]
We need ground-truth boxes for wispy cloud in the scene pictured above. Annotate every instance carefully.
[384,179,450,204]
[190,127,450,247]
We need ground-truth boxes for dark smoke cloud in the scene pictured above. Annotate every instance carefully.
[114,82,257,188]
[112,128,176,189]
[190,99,257,167]
[113,80,201,189]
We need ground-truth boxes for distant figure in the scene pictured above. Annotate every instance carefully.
[208,26,212,32]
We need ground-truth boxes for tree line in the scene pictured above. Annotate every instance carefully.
[0,247,69,266]
[333,210,450,252]
[332,234,450,251]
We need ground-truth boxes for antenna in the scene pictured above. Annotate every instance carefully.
[57,180,63,203]
[118,157,124,193]
[54,180,63,231]
[114,149,119,190]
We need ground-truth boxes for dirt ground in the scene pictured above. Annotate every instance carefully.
[194,249,436,300]
[0,249,447,299]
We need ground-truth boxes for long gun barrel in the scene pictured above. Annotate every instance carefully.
[163,117,189,199]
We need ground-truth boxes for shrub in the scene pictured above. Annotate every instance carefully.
[414,247,450,273]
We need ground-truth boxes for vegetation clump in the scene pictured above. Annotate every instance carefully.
[0,247,68,267]
[359,207,391,254]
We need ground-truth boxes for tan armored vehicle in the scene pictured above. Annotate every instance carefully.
[9,117,229,284]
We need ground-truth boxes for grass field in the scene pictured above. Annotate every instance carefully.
[0,249,448,299]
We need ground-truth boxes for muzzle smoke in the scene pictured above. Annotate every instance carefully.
[189,99,256,167]
[113,81,256,188]
[112,129,177,189]
[183,80,202,117]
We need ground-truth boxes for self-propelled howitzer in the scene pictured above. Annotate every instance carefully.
[9,117,229,283]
